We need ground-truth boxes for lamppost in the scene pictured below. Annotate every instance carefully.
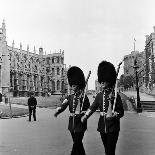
[133,58,142,113]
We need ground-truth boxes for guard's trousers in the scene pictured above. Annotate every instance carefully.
[100,132,119,155]
[70,132,86,155]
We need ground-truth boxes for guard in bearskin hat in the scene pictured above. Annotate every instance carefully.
[54,66,90,155]
[82,60,124,155]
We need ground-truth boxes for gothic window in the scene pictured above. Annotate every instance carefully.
[30,57,33,63]
[52,58,54,63]
[40,76,43,87]
[27,75,30,90]
[18,74,22,90]
[23,54,27,63]
[28,62,31,68]
[34,76,37,90]
[46,57,50,65]
[61,80,64,92]
[52,80,55,91]
[16,53,20,62]
[57,67,60,75]
[57,80,60,90]
[10,73,13,87]
[57,57,59,63]
[52,68,54,76]
[61,57,63,64]
[61,68,64,76]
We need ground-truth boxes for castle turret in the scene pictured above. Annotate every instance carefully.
[34,46,36,54]
[2,19,6,41]
[0,20,10,94]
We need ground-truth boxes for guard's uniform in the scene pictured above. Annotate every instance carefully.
[56,94,90,155]
[83,61,124,155]
[54,66,90,155]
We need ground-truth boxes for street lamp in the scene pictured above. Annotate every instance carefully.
[133,58,142,113]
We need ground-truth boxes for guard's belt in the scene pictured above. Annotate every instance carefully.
[70,111,86,116]
[70,113,80,117]
[100,112,107,116]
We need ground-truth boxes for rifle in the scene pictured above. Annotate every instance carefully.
[80,71,91,112]
[112,60,124,113]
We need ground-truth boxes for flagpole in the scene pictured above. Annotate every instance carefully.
[134,38,136,52]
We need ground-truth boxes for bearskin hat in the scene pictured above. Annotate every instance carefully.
[67,66,85,89]
[97,61,116,88]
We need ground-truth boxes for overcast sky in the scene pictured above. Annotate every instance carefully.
[0,0,155,89]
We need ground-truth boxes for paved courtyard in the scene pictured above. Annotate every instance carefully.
[0,92,155,155]
[0,106,155,155]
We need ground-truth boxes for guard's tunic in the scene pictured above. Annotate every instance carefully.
[56,93,90,132]
[88,90,124,133]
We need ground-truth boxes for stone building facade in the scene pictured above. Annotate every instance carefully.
[95,79,101,93]
[0,20,68,97]
[124,51,139,76]
[145,26,155,90]
[123,51,145,89]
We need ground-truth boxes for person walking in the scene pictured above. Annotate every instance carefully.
[28,92,37,121]
[82,60,124,155]
[54,66,90,155]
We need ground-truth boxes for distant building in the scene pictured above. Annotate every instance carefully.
[0,20,68,97]
[123,51,145,89]
[145,26,155,89]
[95,79,101,93]
[124,51,139,76]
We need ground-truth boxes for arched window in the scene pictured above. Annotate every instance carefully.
[46,57,50,65]
[27,75,30,90]
[52,80,55,91]
[61,57,63,64]
[57,67,60,75]
[57,57,59,63]
[61,80,64,92]
[10,73,13,87]
[52,57,54,63]
[57,80,60,90]
[61,68,64,76]
[52,68,55,76]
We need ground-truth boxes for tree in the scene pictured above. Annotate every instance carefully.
[118,74,134,90]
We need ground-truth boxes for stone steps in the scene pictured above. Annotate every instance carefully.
[141,101,155,112]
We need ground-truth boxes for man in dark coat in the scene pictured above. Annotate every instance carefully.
[54,66,90,155]
[28,92,37,121]
[82,61,124,155]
